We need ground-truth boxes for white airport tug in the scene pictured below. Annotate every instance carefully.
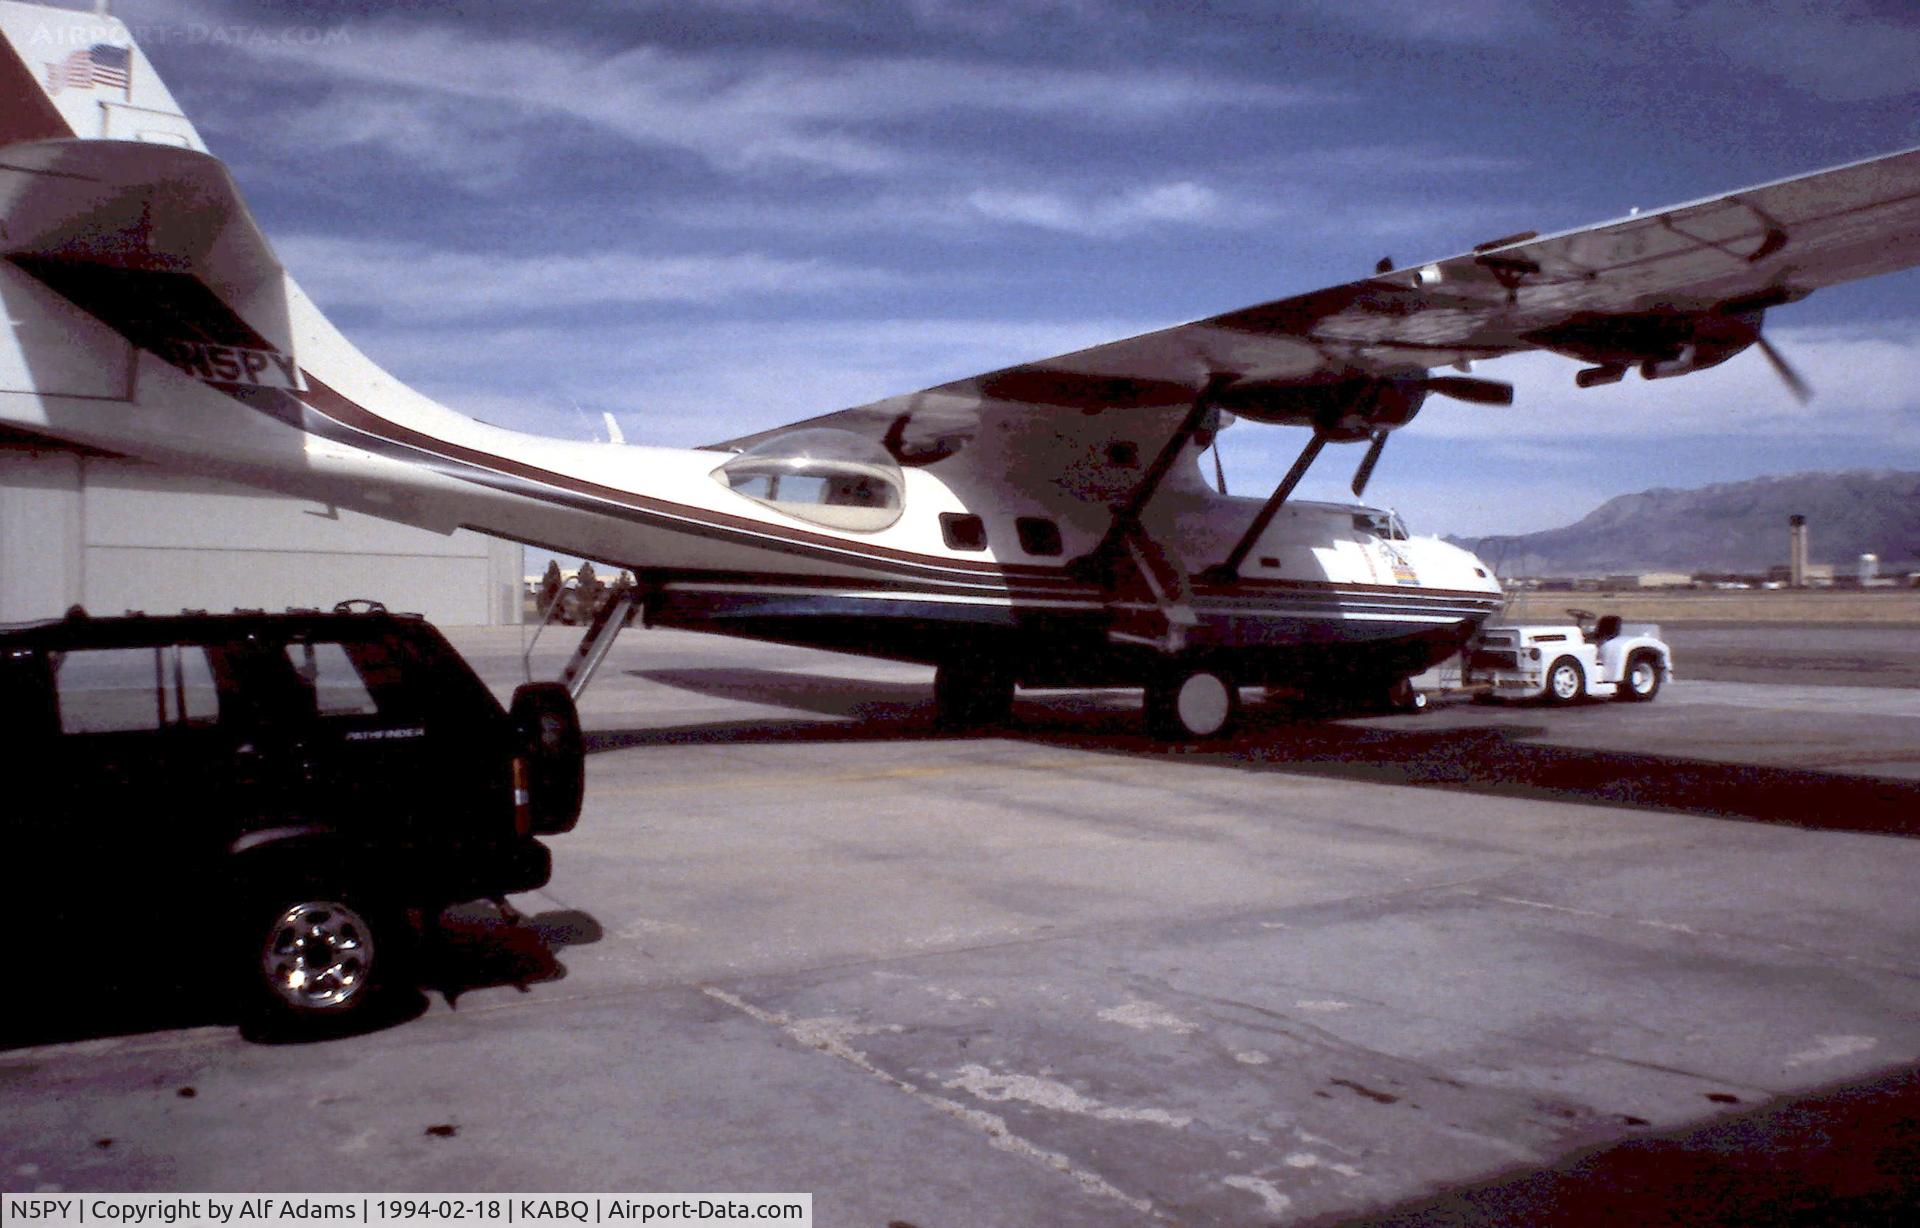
[1463,610,1673,704]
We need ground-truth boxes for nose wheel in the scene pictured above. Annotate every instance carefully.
[1146,663,1238,741]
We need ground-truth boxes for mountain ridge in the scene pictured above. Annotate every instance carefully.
[1446,470,1920,576]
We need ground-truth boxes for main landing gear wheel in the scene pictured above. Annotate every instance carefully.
[1544,656,1585,706]
[1146,664,1238,741]
[933,662,1014,730]
[1617,650,1663,703]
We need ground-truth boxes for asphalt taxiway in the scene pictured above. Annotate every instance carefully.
[7,623,1920,1226]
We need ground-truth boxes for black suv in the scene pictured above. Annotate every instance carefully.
[1,603,584,1031]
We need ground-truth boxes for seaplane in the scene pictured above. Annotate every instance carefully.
[4,1,1920,740]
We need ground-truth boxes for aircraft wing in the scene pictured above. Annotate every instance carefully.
[714,143,1920,454]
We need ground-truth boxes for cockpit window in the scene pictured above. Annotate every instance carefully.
[1352,510,1409,540]
[713,429,905,532]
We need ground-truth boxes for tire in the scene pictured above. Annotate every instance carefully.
[1544,656,1586,705]
[1386,677,1429,714]
[510,682,585,834]
[1617,650,1663,703]
[1146,664,1238,741]
[933,662,1013,730]
[240,886,396,1029]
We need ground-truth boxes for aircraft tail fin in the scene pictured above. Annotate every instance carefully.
[0,0,207,150]
[0,0,208,149]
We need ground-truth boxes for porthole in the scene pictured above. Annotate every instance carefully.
[941,513,987,551]
[1016,517,1062,556]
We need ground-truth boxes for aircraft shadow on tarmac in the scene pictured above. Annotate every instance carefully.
[613,667,1920,838]
[1319,1060,1920,1228]
[1,906,604,1050]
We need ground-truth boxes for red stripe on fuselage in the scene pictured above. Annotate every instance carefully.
[294,372,1082,586]
[291,373,1500,604]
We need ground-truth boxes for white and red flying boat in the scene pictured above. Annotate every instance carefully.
[4,1,1918,737]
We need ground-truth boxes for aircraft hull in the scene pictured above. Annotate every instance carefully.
[642,570,1497,688]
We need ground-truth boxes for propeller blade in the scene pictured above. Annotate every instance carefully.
[1351,429,1389,498]
[1423,375,1515,405]
[1754,333,1813,404]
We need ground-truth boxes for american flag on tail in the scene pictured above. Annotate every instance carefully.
[45,43,133,96]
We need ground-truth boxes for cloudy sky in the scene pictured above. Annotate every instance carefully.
[102,0,1920,536]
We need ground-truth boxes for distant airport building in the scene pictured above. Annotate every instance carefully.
[1767,562,1835,587]
[1,432,522,625]
[1604,572,1695,589]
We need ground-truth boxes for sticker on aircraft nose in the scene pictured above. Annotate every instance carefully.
[155,340,307,391]
[1381,543,1419,585]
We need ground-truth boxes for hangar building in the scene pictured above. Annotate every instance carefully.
[1,431,523,626]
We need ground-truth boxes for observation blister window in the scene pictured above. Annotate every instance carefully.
[714,429,905,532]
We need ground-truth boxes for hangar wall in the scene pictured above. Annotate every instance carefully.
[0,443,522,625]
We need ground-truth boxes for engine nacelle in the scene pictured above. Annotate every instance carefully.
[1638,328,1753,380]
[1212,373,1428,442]
[1526,308,1764,385]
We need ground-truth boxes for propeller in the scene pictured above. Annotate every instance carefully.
[1351,430,1389,497]
[1754,332,1813,404]
[1349,374,1512,497]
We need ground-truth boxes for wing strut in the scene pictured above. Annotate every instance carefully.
[1201,428,1330,584]
[1071,374,1233,584]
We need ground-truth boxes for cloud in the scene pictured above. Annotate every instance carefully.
[965,181,1241,237]
[644,145,1521,243]
[1295,0,1549,45]
[275,92,535,193]
[213,16,1324,178]
[330,314,1153,445]
[897,0,1114,36]
[1673,1,1920,102]
[276,236,907,321]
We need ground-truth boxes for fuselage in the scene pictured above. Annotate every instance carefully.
[0,254,1502,691]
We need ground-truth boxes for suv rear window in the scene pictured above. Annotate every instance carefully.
[54,645,220,734]
[283,635,444,723]
[286,641,379,717]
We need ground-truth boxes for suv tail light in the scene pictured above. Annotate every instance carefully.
[511,756,533,837]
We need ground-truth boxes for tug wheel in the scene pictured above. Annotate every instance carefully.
[1544,656,1586,705]
[1617,651,1663,703]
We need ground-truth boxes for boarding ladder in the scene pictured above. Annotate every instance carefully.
[523,573,644,700]
[560,578,643,699]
